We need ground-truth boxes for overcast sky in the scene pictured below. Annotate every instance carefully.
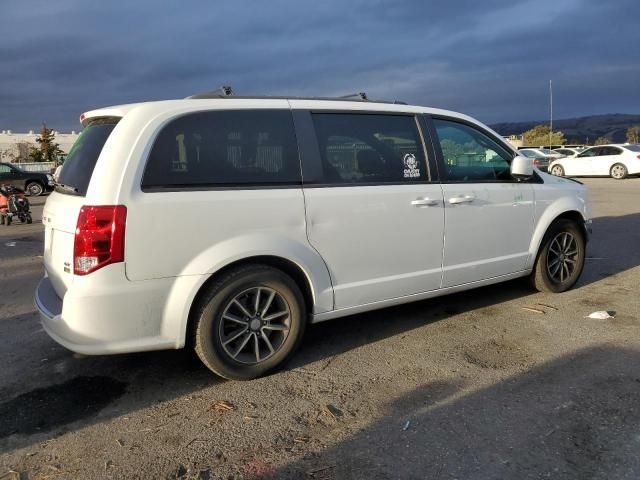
[1,0,639,131]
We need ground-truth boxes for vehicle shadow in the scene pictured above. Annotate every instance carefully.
[274,345,640,479]
[577,213,640,287]
[0,278,537,454]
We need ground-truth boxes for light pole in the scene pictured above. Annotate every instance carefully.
[549,80,553,149]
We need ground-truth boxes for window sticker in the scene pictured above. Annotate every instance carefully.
[403,153,420,178]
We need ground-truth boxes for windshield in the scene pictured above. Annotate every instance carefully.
[56,117,119,195]
[539,149,555,154]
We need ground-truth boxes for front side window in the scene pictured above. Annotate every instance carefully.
[311,113,428,184]
[579,148,600,157]
[142,110,300,189]
[433,119,512,182]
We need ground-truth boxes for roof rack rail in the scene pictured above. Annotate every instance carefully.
[186,85,233,99]
[185,86,406,104]
[339,92,368,101]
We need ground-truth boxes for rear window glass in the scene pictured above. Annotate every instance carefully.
[624,144,640,152]
[57,117,119,195]
[142,110,300,189]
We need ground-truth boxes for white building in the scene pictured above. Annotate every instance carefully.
[0,129,79,163]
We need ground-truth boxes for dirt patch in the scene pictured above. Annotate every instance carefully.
[464,340,532,370]
[0,376,127,440]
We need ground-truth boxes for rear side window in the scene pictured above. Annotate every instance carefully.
[57,118,119,196]
[311,113,428,184]
[142,110,300,189]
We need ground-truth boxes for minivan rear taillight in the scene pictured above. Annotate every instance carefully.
[74,205,127,275]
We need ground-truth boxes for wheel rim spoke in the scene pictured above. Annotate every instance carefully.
[233,299,252,318]
[261,290,276,316]
[261,332,275,354]
[253,288,261,316]
[223,313,247,326]
[263,323,288,331]
[232,332,253,358]
[253,333,260,362]
[224,328,248,346]
[263,310,289,322]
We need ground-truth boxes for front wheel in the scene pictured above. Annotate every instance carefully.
[193,265,306,380]
[610,163,627,180]
[26,182,44,196]
[550,164,565,176]
[531,219,585,293]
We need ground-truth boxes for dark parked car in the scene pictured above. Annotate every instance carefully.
[0,162,54,196]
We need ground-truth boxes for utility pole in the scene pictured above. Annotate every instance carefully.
[549,80,553,149]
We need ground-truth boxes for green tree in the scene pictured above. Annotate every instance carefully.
[29,123,63,162]
[626,126,640,144]
[522,125,565,147]
[594,136,610,145]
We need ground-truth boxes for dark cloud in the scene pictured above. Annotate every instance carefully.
[0,0,638,131]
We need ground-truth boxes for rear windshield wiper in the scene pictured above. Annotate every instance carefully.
[54,183,81,195]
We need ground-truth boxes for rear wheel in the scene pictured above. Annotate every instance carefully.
[193,265,306,380]
[531,219,585,293]
[610,163,627,180]
[26,182,44,196]
[550,164,565,176]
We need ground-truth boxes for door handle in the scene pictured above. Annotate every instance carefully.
[411,197,439,207]
[448,195,475,205]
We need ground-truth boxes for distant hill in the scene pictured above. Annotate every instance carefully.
[490,114,640,144]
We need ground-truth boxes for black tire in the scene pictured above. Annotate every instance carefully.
[26,181,44,196]
[192,264,306,380]
[26,215,33,224]
[610,163,627,180]
[550,164,565,176]
[531,219,585,293]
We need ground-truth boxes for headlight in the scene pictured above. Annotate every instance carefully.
[46,174,54,184]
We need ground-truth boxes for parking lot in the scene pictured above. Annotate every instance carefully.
[0,178,638,479]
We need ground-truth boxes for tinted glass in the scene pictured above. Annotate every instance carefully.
[624,144,640,152]
[433,119,512,181]
[142,110,300,189]
[311,113,427,184]
[519,150,536,158]
[539,149,555,154]
[579,148,599,157]
[57,118,119,195]
[601,146,622,155]
[0,164,11,174]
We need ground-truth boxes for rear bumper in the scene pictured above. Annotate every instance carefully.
[34,274,177,355]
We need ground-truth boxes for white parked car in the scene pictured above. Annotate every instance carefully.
[518,148,562,171]
[553,147,583,157]
[35,91,592,379]
[549,144,640,179]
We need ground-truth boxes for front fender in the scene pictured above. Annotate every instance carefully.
[527,191,589,269]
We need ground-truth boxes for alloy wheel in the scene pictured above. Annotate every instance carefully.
[611,164,626,179]
[218,287,291,365]
[546,232,578,284]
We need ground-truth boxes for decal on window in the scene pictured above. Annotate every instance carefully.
[403,153,420,178]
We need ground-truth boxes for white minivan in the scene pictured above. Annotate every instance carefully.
[35,91,591,379]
